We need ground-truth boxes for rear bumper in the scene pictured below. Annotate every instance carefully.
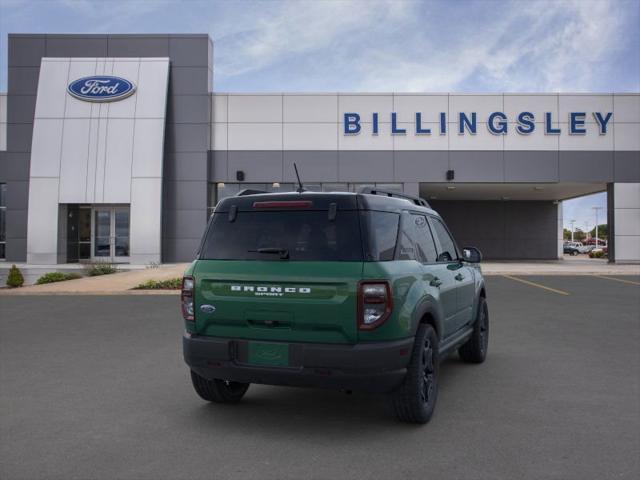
[183,334,414,393]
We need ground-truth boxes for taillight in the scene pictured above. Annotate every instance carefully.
[181,276,195,321]
[358,281,393,330]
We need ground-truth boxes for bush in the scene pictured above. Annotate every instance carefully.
[133,278,182,290]
[36,272,82,285]
[84,263,118,276]
[6,265,24,288]
[589,250,606,259]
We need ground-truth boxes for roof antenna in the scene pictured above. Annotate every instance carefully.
[293,162,305,193]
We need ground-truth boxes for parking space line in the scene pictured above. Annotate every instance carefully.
[593,275,640,286]
[501,275,570,296]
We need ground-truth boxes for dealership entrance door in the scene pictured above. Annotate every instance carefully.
[66,205,130,263]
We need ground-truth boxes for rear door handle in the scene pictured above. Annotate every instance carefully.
[430,277,442,287]
[455,273,465,281]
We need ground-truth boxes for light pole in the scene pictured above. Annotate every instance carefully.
[570,219,576,242]
[592,206,603,248]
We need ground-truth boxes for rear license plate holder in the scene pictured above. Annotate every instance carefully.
[247,342,289,367]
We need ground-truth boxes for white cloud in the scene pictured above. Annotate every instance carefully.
[213,0,636,92]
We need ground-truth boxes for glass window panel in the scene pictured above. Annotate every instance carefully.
[429,217,459,262]
[350,183,374,193]
[265,183,294,193]
[202,211,363,261]
[322,183,349,192]
[215,183,241,204]
[0,243,5,259]
[0,209,5,242]
[94,210,111,257]
[361,211,399,261]
[375,183,403,192]
[79,243,91,260]
[78,208,91,242]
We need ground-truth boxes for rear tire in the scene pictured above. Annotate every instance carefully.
[190,370,249,403]
[390,324,439,424]
[458,297,489,364]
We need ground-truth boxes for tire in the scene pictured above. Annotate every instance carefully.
[572,250,579,256]
[190,370,249,403]
[458,297,489,364]
[390,324,439,424]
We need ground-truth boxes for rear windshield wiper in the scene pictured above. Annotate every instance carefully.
[248,247,290,260]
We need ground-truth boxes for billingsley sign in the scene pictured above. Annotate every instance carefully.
[343,111,613,135]
[67,76,136,102]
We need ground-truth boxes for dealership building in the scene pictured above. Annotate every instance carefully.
[0,33,638,265]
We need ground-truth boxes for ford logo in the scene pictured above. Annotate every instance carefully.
[67,76,136,102]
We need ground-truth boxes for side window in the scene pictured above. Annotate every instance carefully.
[363,211,399,261]
[429,217,458,262]
[397,229,416,260]
[412,214,438,263]
[396,213,437,263]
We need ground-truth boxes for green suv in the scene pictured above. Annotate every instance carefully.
[182,188,488,423]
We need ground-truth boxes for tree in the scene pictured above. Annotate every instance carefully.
[6,264,24,288]
[589,224,607,239]
[563,228,572,240]
[572,228,586,242]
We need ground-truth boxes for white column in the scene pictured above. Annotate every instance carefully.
[612,183,640,263]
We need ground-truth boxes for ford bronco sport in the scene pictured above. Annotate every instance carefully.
[182,188,488,423]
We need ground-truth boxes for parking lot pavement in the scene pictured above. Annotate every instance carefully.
[1,276,638,480]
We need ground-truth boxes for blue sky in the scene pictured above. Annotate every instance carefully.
[1,0,638,227]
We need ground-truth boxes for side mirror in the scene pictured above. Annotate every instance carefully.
[462,246,482,263]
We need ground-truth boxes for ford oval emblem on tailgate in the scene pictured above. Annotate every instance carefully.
[200,304,216,314]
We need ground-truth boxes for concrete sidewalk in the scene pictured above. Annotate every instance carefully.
[481,257,640,276]
[0,263,189,295]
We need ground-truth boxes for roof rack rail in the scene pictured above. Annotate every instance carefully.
[236,189,268,196]
[359,187,430,208]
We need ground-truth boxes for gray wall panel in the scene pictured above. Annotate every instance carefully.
[0,153,30,181]
[169,67,210,95]
[228,151,283,182]
[165,123,209,153]
[165,152,209,181]
[559,151,614,183]
[7,67,40,95]
[163,209,208,239]
[6,95,36,124]
[162,237,202,263]
[449,151,504,182]
[6,124,33,153]
[167,95,210,124]
[6,180,29,209]
[6,208,28,239]
[338,151,394,182]
[394,151,449,182]
[208,151,228,182]
[5,236,26,262]
[614,151,640,182]
[163,180,208,211]
[431,200,558,259]
[505,151,559,182]
[8,36,45,67]
[107,35,170,57]
[45,36,108,57]
[169,36,211,67]
[283,151,339,182]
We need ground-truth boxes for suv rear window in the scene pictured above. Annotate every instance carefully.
[201,211,363,261]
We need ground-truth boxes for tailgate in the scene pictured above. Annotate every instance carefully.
[193,261,363,344]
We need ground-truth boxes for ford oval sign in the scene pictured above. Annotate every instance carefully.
[67,76,136,102]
